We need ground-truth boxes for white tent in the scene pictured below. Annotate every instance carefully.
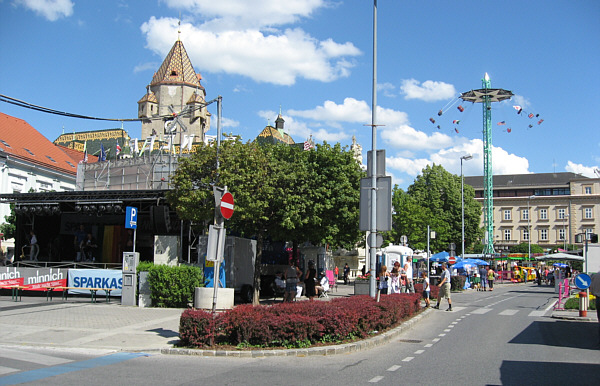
[535,252,584,261]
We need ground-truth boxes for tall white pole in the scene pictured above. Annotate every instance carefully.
[461,158,465,259]
[369,0,378,298]
[427,225,430,283]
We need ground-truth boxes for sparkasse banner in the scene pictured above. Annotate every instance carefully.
[67,269,122,296]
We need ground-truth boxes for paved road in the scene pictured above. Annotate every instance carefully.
[1,283,598,385]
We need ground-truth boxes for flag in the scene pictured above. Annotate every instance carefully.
[497,121,506,125]
[187,134,194,151]
[457,105,464,112]
[303,141,313,151]
[129,138,138,155]
[98,143,106,162]
[507,128,512,133]
[453,120,460,124]
[116,143,122,156]
[149,135,156,154]
[528,113,534,118]
[138,137,150,156]
[81,141,88,163]
[537,119,544,125]
[513,105,522,113]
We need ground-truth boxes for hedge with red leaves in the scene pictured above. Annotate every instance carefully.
[179,293,422,348]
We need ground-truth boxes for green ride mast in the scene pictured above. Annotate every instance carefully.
[460,73,513,256]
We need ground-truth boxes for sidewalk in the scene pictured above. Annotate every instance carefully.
[0,281,358,353]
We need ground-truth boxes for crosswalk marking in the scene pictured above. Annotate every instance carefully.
[0,365,20,375]
[472,308,492,314]
[402,357,414,362]
[498,309,518,316]
[528,310,546,317]
[387,365,401,372]
[369,376,384,383]
[0,348,72,366]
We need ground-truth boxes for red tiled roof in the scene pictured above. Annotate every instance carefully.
[0,112,80,175]
[56,144,98,164]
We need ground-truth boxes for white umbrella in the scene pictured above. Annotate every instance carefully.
[535,252,584,261]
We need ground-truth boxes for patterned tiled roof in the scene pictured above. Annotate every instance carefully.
[256,126,295,145]
[138,91,158,104]
[151,40,203,87]
[0,112,79,174]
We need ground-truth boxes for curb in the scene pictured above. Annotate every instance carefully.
[160,308,433,357]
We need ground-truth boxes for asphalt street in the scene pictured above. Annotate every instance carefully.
[1,282,598,385]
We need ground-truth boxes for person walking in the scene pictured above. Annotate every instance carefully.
[433,262,452,311]
[487,266,496,291]
[479,265,488,291]
[404,260,414,293]
[389,264,401,294]
[343,263,350,285]
[421,271,431,308]
[284,259,300,302]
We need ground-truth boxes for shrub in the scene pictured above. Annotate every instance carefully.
[564,295,597,310]
[414,282,439,299]
[148,264,204,308]
[179,293,424,349]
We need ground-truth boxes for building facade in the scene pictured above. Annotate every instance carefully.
[464,173,600,253]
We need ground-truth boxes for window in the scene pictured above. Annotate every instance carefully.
[539,209,547,220]
[540,229,548,241]
[584,186,592,194]
[45,155,56,163]
[23,148,35,156]
[558,208,566,219]
[504,210,511,220]
[523,228,529,241]
[522,209,529,221]
[0,139,11,148]
[559,228,565,240]
[584,207,593,219]
[504,229,511,241]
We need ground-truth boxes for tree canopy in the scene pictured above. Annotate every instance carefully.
[386,164,483,254]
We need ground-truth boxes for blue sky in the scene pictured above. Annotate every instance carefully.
[1,0,599,189]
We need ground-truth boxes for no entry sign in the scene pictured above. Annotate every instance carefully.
[220,192,235,219]
[448,256,456,264]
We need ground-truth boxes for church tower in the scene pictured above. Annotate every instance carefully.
[138,39,210,145]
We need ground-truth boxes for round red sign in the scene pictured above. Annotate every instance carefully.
[448,256,456,264]
[220,192,235,219]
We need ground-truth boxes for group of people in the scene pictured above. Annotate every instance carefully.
[378,260,415,295]
[278,259,330,302]
[474,265,497,291]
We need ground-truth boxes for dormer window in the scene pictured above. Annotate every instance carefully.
[170,70,178,76]
[0,139,11,148]
[45,155,56,163]
[24,148,35,156]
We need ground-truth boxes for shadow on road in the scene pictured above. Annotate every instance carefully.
[508,320,599,350]
[498,360,600,385]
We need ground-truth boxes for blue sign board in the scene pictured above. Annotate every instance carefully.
[574,273,591,290]
[125,206,138,229]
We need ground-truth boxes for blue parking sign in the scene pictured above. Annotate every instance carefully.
[125,206,138,229]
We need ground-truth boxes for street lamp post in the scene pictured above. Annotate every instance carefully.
[460,154,473,259]
[563,214,569,251]
[527,195,535,265]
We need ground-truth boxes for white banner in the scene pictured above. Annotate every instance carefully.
[67,269,122,296]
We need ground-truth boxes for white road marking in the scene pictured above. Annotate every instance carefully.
[529,310,546,317]
[0,348,73,366]
[443,329,451,332]
[387,365,401,372]
[424,344,433,348]
[472,308,492,314]
[0,366,19,375]
[369,376,384,383]
[402,357,414,362]
[414,350,425,355]
[452,321,459,324]
[432,338,440,342]
[499,309,518,316]
[438,333,446,337]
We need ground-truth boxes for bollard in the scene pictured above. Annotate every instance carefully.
[578,291,587,317]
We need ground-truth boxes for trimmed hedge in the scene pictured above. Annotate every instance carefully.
[564,295,597,310]
[146,264,204,308]
[179,293,422,348]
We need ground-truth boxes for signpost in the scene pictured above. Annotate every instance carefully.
[209,187,235,314]
[220,192,235,219]
[575,273,591,290]
[125,206,138,252]
[448,256,456,265]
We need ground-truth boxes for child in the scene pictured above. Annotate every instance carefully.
[421,271,430,308]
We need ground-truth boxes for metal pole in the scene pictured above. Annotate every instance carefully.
[427,225,430,284]
[528,197,531,265]
[369,0,378,298]
[461,159,465,259]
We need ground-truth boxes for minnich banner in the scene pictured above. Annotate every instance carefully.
[0,267,67,290]
[67,269,122,296]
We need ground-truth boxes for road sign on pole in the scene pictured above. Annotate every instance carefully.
[574,273,591,290]
[448,256,457,265]
[220,192,235,219]
[125,207,137,229]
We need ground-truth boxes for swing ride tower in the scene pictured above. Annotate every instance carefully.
[460,73,513,256]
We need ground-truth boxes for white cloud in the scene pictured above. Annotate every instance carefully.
[378,82,396,97]
[17,0,73,21]
[141,13,361,86]
[565,161,600,178]
[381,125,453,151]
[287,98,408,127]
[162,0,327,30]
[511,94,531,111]
[386,138,531,183]
[400,79,456,102]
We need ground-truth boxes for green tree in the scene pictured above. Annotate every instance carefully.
[0,203,16,239]
[388,164,483,254]
[510,242,544,254]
